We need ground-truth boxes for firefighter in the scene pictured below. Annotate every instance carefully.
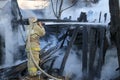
[26,17,45,77]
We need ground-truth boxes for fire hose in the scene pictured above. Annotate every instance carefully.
[27,23,62,80]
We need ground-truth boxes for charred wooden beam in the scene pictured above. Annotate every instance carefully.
[82,26,88,80]
[96,28,105,79]
[99,12,102,23]
[41,46,58,60]
[59,27,79,75]
[59,29,69,48]
[40,43,52,54]
[40,56,58,66]
[88,28,98,80]
[0,35,4,65]
[77,12,88,22]
[11,0,19,31]
[48,57,58,74]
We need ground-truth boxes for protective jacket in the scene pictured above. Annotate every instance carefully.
[26,20,45,51]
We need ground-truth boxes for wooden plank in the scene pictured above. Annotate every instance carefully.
[0,61,27,79]
[59,27,79,75]
[82,26,88,80]
[96,28,105,79]
[59,29,69,48]
[88,28,98,80]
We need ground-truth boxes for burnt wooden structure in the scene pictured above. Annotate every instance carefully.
[40,22,106,80]
[59,27,80,75]
[1,0,120,80]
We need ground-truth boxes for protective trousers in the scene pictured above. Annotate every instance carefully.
[27,51,40,76]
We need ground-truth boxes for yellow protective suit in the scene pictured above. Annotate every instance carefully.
[26,17,45,77]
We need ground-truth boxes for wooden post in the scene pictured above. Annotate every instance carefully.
[60,29,69,48]
[99,12,102,23]
[82,26,88,80]
[88,28,98,80]
[59,27,79,75]
[0,33,5,66]
[96,27,105,79]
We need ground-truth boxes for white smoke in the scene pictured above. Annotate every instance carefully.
[64,49,83,80]
[4,15,14,66]
[0,1,26,68]
[0,1,15,66]
[40,35,58,49]
[100,47,120,80]
[20,9,38,19]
